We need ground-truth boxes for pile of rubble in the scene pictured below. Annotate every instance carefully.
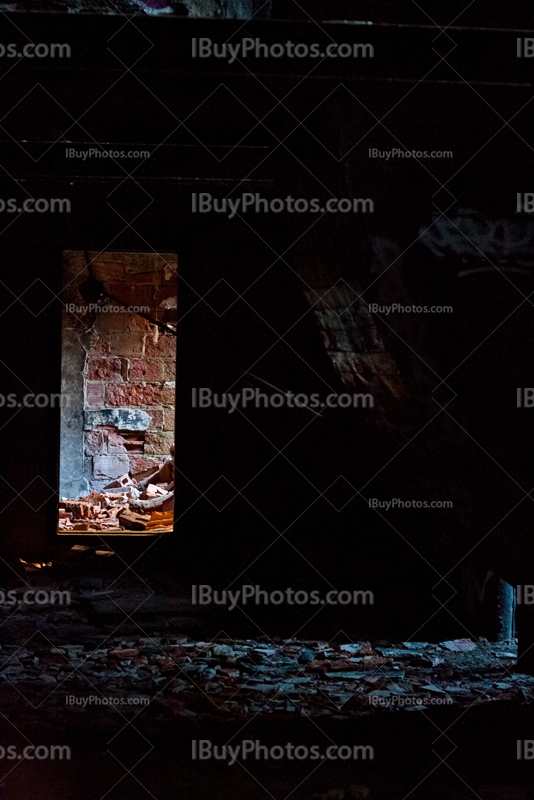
[1,630,529,719]
[58,459,174,533]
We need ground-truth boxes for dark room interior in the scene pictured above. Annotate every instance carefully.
[0,2,534,798]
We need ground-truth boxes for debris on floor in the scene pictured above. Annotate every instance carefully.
[0,590,527,720]
[0,557,526,722]
[0,0,182,13]
[58,458,174,532]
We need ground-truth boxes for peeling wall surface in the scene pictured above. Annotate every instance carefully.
[60,251,177,498]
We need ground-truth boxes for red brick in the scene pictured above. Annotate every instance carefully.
[109,284,148,307]
[129,455,165,474]
[164,360,176,381]
[88,334,111,356]
[145,334,176,358]
[129,359,164,382]
[85,430,106,456]
[92,260,126,283]
[110,333,145,357]
[144,431,175,456]
[150,384,176,406]
[108,432,128,454]
[106,384,175,407]
[86,383,106,407]
[106,385,145,407]
[163,408,175,431]
[87,358,122,382]
[147,408,164,429]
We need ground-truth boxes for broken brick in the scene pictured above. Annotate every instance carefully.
[107,432,128,454]
[118,510,150,531]
[130,455,165,474]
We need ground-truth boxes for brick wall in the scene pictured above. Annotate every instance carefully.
[61,252,177,495]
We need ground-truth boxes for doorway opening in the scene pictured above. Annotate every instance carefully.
[58,250,177,535]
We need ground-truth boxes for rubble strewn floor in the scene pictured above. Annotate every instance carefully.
[0,551,528,725]
[1,551,533,800]
[0,1,185,13]
[0,627,525,721]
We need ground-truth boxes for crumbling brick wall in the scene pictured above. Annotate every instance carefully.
[60,251,177,497]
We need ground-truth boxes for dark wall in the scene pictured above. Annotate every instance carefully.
[0,13,532,639]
